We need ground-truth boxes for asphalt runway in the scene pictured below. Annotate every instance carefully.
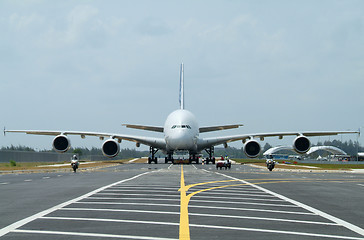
[1,162,364,240]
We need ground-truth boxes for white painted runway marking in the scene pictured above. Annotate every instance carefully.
[128,158,142,163]
[189,199,298,207]
[188,188,264,194]
[357,184,364,187]
[188,191,274,197]
[0,171,157,237]
[24,179,32,182]
[0,182,9,185]
[95,193,180,197]
[190,194,287,202]
[96,191,275,198]
[215,171,364,238]
[87,196,298,208]
[102,189,180,193]
[41,216,180,225]
[187,224,364,240]
[109,186,178,191]
[61,207,338,226]
[12,229,177,240]
[19,217,364,240]
[104,188,266,195]
[42,177,50,179]
[77,201,314,215]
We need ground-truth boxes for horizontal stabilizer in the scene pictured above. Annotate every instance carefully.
[122,124,164,133]
[199,124,243,133]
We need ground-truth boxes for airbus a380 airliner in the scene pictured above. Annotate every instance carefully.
[4,64,358,164]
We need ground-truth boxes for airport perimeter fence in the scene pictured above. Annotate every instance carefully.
[0,150,74,163]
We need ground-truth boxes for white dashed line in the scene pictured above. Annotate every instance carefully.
[188,224,364,240]
[61,207,337,226]
[41,216,179,226]
[12,229,176,240]
[216,171,364,238]
[0,171,156,237]
[16,217,363,240]
[87,196,298,208]
[77,201,313,215]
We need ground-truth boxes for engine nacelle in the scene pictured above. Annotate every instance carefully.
[293,135,311,154]
[102,139,120,158]
[244,140,261,158]
[52,135,71,153]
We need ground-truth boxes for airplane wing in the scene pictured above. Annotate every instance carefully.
[197,130,359,150]
[4,130,166,150]
[122,124,164,133]
[199,124,243,133]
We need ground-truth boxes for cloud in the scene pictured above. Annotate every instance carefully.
[9,12,44,30]
[137,17,172,36]
[63,5,99,45]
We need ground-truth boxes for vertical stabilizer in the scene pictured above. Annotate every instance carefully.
[179,63,184,109]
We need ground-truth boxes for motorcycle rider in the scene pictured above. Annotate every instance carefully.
[266,154,275,171]
[71,155,79,172]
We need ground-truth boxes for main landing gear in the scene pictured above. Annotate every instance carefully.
[148,147,158,164]
[204,147,216,164]
[165,153,173,164]
[189,154,199,164]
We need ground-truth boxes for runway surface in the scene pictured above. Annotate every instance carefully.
[1,162,364,240]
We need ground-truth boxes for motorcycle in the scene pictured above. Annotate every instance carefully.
[266,159,275,171]
[71,155,79,172]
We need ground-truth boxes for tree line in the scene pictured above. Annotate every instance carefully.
[0,145,149,159]
[1,139,363,159]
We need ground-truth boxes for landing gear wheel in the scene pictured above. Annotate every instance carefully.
[148,147,159,164]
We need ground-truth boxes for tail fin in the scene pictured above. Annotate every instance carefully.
[179,63,184,109]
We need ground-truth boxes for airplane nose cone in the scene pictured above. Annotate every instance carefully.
[167,131,194,150]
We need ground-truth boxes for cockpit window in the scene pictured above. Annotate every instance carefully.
[171,125,191,129]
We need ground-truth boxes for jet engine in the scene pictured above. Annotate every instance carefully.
[293,135,311,154]
[102,139,120,158]
[52,135,71,153]
[244,140,261,158]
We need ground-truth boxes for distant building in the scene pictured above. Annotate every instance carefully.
[263,145,349,161]
[358,152,364,161]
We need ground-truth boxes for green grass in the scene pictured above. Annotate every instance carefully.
[0,159,130,171]
[233,158,364,170]
[233,159,267,164]
[0,161,62,169]
[295,163,364,169]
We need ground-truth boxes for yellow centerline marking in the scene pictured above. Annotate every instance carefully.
[178,166,364,239]
[179,166,190,240]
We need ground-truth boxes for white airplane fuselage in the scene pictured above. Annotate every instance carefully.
[4,63,358,162]
[164,109,199,153]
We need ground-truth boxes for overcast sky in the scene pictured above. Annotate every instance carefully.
[1,0,363,151]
